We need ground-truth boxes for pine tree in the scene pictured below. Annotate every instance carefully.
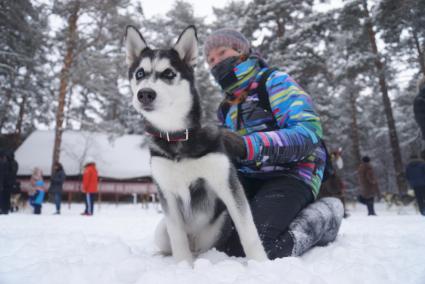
[322,2,376,186]
[67,0,137,133]
[0,1,48,135]
[50,0,142,172]
[375,0,424,159]
[0,0,50,135]
[51,0,80,174]
[361,0,407,194]
[376,0,425,76]
[142,1,221,123]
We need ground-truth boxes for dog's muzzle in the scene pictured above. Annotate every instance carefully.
[137,88,156,109]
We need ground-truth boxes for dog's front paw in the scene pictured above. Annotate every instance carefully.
[247,249,268,262]
[174,253,194,265]
[244,242,268,262]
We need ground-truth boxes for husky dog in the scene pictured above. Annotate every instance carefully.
[382,191,417,210]
[124,25,267,263]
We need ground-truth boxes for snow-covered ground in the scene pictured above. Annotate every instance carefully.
[1,201,424,284]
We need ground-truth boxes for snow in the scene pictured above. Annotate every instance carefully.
[1,202,424,284]
[15,130,151,179]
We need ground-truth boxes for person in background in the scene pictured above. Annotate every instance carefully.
[320,173,348,218]
[0,150,7,214]
[81,157,98,216]
[357,156,381,216]
[414,76,425,140]
[405,150,425,216]
[49,162,66,215]
[30,167,46,215]
[2,150,19,214]
[319,149,349,218]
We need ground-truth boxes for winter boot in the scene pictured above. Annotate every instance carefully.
[288,197,344,256]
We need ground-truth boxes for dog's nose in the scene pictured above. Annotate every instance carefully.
[137,88,156,105]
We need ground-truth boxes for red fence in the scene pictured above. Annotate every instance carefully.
[18,179,157,194]
[18,178,158,208]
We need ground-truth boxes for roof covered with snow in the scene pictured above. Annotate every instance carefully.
[15,130,151,179]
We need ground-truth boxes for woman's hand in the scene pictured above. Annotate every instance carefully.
[221,129,246,160]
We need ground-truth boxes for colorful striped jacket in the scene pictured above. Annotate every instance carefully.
[218,68,326,198]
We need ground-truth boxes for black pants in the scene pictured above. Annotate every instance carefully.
[413,186,425,215]
[216,175,314,259]
[0,189,11,214]
[357,195,376,215]
[54,192,62,213]
[33,204,41,214]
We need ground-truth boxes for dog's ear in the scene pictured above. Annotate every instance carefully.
[125,25,148,66]
[173,25,198,67]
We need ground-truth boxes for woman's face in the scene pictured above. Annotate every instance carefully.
[207,46,241,68]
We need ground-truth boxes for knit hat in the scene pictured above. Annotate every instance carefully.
[84,156,95,165]
[203,28,251,57]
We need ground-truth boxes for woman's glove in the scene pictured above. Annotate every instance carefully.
[221,129,246,160]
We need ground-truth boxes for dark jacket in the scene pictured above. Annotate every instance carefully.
[358,162,380,198]
[319,173,344,198]
[414,87,425,140]
[49,169,66,193]
[0,157,6,192]
[405,159,425,188]
[5,157,18,188]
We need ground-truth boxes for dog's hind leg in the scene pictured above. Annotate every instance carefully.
[209,173,267,261]
[193,210,229,254]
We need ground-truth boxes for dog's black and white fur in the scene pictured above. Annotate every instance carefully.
[125,25,267,263]
[382,191,417,212]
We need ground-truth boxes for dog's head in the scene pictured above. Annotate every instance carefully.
[382,192,395,205]
[125,26,199,132]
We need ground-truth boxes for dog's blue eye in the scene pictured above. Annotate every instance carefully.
[161,69,176,80]
[135,68,145,80]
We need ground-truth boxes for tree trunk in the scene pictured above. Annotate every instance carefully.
[349,90,361,167]
[64,83,74,127]
[15,95,27,135]
[362,0,407,194]
[51,1,80,175]
[80,90,89,127]
[274,13,285,38]
[412,30,425,77]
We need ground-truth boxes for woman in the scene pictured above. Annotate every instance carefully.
[357,156,380,216]
[49,162,66,214]
[405,151,425,216]
[81,157,98,216]
[204,28,344,259]
[30,167,46,214]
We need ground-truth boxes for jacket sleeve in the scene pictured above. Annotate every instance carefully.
[414,89,425,138]
[242,71,323,163]
[82,168,92,192]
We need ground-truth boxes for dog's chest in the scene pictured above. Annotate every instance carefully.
[151,153,230,199]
